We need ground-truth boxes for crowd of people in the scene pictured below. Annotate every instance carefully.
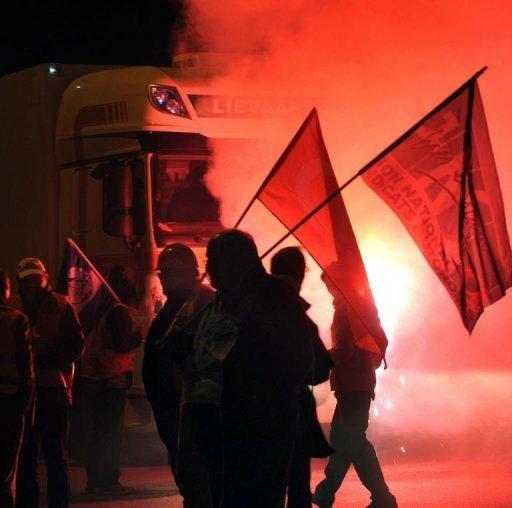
[0,229,397,508]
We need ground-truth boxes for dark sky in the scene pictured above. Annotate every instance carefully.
[0,0,184,76]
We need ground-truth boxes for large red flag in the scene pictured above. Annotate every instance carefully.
[255,109,388,355]
[362,81,512,331]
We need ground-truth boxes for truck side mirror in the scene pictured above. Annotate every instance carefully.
[102,162,134,237]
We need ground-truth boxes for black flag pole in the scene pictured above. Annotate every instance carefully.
[233,108,318,229]
[259,66,488,259]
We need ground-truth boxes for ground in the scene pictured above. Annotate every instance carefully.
[43,459,512,507]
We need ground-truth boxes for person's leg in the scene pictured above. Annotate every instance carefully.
[15,396,39,508]
[0,403,24,508]
[151,401,181,481]
[313,397,352,507]
[339,392,396,508]
[81,378,100,490]
[176,403,214,508]
[86,379,127,489]
[39,388,70,508]
[196,405,223,508]
[68,368,86,463]
[222,403,297,508]
[287,431,312,508]
[103,385,127,488]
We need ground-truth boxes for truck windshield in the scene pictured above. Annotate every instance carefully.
[152,157,222,245]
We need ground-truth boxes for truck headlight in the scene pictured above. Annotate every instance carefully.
[149,85,189,118]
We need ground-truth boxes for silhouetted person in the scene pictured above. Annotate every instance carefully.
[12,258,84,508]
[81,265,143,494]
[198,229,312,507]
[0,269,33,507]
[270,247,333,508]
[141,244,214,505]
[165,161,220,223]
[312,269,397,508]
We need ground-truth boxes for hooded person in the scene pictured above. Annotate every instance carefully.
[11,258,84,508]
[141,243,214,504]
[270,247,333,508]
[184,229,313,507]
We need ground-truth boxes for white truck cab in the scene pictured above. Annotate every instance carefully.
[0,56,311,451]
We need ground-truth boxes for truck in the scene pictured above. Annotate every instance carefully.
[0,54,311,456]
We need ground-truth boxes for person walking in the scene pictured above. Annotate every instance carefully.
[270,247,333,508]
[81,265,143,494]
[312,269,397,508]
[0,269,34,508]
[12,258,84,508]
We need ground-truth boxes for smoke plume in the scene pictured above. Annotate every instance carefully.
[176,0,512,454]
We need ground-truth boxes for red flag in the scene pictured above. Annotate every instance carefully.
[257,109,388,355]
[362,82,512,331]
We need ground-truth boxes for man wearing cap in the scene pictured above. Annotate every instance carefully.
[0,269,34,508]
[142,244,214,502]
[11,258,84,508]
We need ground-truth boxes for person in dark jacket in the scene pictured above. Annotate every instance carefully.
[0,269,34,508]
[12,258,84,508]
[141,244,214,503]
[200,229,313,507]
[81,265,143,494]
[270,247,333,508]
[312,270,397,508]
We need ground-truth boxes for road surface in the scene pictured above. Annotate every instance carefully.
[44,459,512,507]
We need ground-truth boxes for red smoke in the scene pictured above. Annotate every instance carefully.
[177,0,512,442]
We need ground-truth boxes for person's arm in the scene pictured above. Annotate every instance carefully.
[60,303,85,363]
[287,295,314,385]
[106,305,143,353]
[15,313,34,412]
[330,304,355,364]
[309,320,333,385]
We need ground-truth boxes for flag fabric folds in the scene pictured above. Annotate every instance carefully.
[257,109,388,356]
[362,81,512,331]
[57,238,118,333]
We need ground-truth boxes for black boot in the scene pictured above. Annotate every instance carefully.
[366,491,398,508]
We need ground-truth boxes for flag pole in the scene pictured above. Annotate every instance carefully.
[259,66,488,259]
[65,237,120,302]
[234,108,318,229]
